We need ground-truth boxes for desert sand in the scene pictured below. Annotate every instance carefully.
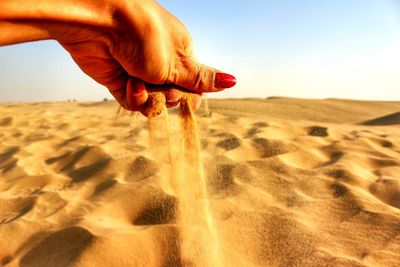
[0,97,399,267]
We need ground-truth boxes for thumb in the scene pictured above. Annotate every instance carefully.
[172,56,236,93]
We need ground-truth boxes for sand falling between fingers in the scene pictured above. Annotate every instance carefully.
[147,92,223,267]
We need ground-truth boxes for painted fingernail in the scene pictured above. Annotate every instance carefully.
[215,73,237,89]
[136,82,146,94]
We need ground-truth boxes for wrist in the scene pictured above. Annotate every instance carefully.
[0,0,120,44]
[0,0,116,26]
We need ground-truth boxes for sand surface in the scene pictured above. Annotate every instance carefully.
[0,98,399,267]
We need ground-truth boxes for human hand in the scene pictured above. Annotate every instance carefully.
[0,0,236,115]
[50,0,236,114]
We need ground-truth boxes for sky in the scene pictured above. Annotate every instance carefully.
[1,0,400,102]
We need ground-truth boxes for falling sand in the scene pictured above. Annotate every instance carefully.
[1,98,400,266]
[147,92,222,267]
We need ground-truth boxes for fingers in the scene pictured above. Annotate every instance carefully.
[109,77,202,116]
[126,77,149,108]
[164,88,183,108]
[163,88,202,110]
[142,88,201,117]
[108,77,148,113]
[172,56,236,93]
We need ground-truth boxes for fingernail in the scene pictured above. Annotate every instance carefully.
[135,82,146,94]
[215,73,237,89]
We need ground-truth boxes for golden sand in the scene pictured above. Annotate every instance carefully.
[0,98,399,266]
[147,93,221,266]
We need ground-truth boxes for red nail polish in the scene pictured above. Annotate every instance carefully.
[215,73,237,89]
[136,82,146,94]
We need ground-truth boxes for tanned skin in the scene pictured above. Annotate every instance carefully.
[0,0,236,114]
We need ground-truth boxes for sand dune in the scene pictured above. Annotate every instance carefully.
[0,98,399,267]
[361,112,400,126]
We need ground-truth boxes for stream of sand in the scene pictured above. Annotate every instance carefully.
[147,93,222,267]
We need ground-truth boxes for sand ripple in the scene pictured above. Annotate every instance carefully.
[0,99,399,266]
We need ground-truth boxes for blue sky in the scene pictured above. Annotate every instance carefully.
[1,0,399,102]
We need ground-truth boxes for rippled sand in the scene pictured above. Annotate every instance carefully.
[0,98,399,267]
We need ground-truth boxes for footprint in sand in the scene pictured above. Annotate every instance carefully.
[207,163,255,198]
[207,164,238,196]
[0,146,19,164]
[126,156,159,182]
[1,159,18,174]
[0,147,20,174]
[0,197,35,224]
[68,158,111,183]
[0,116,13,127]
[251,138,294,158]
[320,151,344,167]
[20,227,95,267]
[133,195,177,225]
[329,183,349,198]
[245,121,268,138]
[92,179,118,196]
[45,146,113,183]
[325,168,355,184]
[369,157,399,169]
[307,126,329,137]
[381,140,394,148]
[55,136,81,149]
[327,181,370,221]
[369,179,400,209]
[216,134,241,151]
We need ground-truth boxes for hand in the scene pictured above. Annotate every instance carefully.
[0,0,236,115]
